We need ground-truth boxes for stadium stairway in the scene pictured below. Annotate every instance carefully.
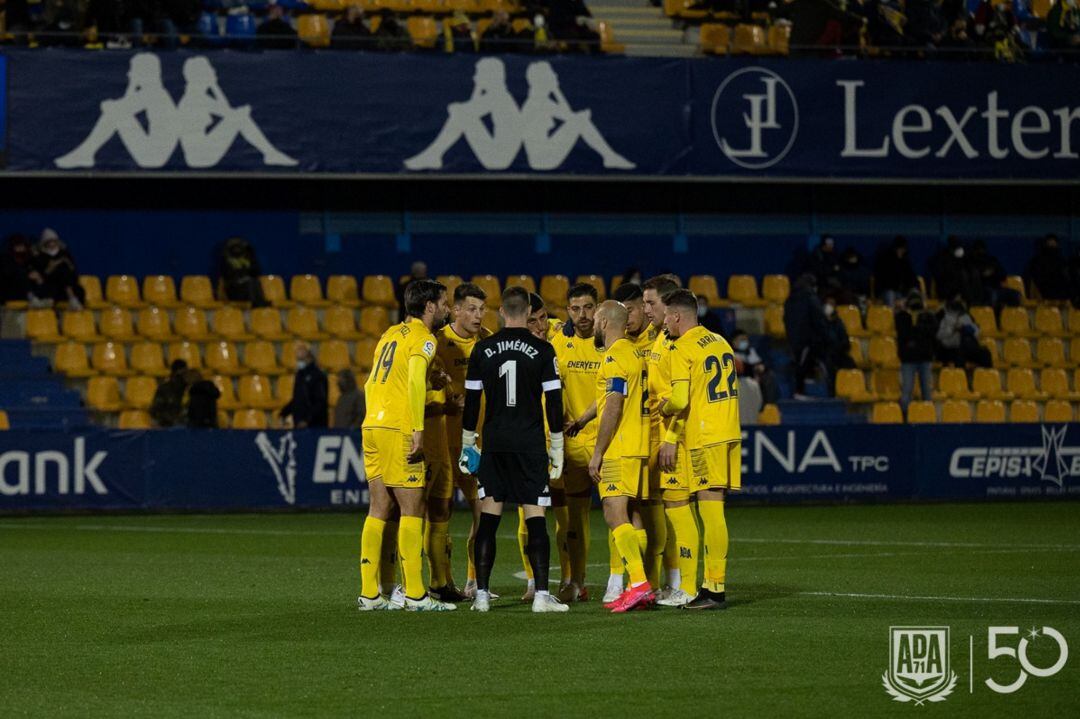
[0,340,90,430]
[591,3,691,56]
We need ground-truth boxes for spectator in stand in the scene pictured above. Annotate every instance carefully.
[544,0,600,52]
[151,359,189,427]
[219,236,267,307]
[867,0,908,51]
[940,15,976,57]
[936,296,991,367]
[0,234,35,304]
[974,0,1021,60]
[783,273,829,400]
[256,2,298,50]
[873,235,917,306]
[183,369,221,428]
[445,11,475,53]
[620,267,643,287]
[396,260,428,314]
[906,0,946,49]
[696,294,725,334]
[822,294,856,386]
[895,290,936,412]
[735,356,764,426]
[930,236,982,307]
[731,328,780,405]
[480,10,529,53]
[281,343,329,428]
[969,240,1019,308]
[331,4,372,49]
[837,247,872,304]
[1046,0,1080,50]
[30,228,86,309]
[374,10,410,51]
[332,369,365,429]
[1025,234,1071,302]
[1069,246,1080,308]
[806,235,841,296]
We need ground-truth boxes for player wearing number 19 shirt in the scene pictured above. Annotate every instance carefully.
[459,287,568,613]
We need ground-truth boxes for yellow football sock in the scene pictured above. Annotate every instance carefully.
[641,502,666,588]
[666,505,699,596]
[697,499,728,594]
[427,520,449,589]
[608,529,622,575]
[466,530,476,582]
[663,513,679,572]
[554,504,571,583]
[359,516,385,599]
[517,507,533,581]
[398,516,425,600]
[612,523,647,587]
[445,533,456,585]
[380,521,398,591]
[566,495,591,584]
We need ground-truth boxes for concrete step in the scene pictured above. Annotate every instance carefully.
[591,5,666,14]
[611,28,684,40]
[624,42,696,56]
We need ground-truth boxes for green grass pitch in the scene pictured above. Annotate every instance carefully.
[2,502,1078,717]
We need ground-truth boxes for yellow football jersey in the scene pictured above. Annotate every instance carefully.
[669,326,741,449]
[437,324,491,447]
[364,318,437,433]
[424,387,450,461]
[596,337,649,459]
[553,331,602,446]
[546,319,563,341]
[647,328,678,438]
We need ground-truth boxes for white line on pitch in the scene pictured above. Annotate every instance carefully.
[799,591,1080,606]
[738,537,1080,550]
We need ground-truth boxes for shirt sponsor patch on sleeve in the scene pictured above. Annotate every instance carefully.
[422,340,435,357]
[607,377,628,396]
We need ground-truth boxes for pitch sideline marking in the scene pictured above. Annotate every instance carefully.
[799,591,1080,606]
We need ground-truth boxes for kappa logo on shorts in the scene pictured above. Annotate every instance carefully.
[665,478,679,486]
[698,477,709,486]
[407,475,421,484]
[679,547,692,559]
[606,484,619,492]
[361,558,371,565]
[605,356,615,363]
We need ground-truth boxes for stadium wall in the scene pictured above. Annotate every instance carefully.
[1,424,1076,513]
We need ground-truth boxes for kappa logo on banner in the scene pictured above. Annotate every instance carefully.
[949,425,1079,487]
[255,431,297,505]
[55,53,297,170]
[882,626,958,704]
[405,58,634,172]
[710,67,799,170]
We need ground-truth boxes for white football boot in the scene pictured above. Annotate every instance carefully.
[656,588,695,608]
[404,595,457,612]
[531,592,570,613]
[357,595,389,611]
[471,589,491,613]
[603,575,625,604]
[387,584,405,611]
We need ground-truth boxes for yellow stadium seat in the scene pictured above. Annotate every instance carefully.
[212,375,240,410]
[767,21,791,55]
[866,305,895,335]
[941,400,972,423]
[327,275,361,308]
[1009,399,1039,423]
[355,337,378,372]
[328,381,341,418]
[130,342,169,378]
[87,376,124,412]
[290,274,330,307]
[762,275,790,304]
[971,368,1012,401]
[837,305,868,338]
[100,307,137,341]
[243,341,285,376]
[179,276,221,309]
[1041,368,1080,401]
[0,410,9,430]
[871,401,903,424]
[728,275,766,307]
[92,341,132,376]
[981,338,1005,369]
[609,276,626,296]
[1031,0,1052,18]
[969,306,1001,339]
[938,367,977,400]
[1072,337,1080,364]
[732,23,767,54]
[168,341,202,370]
[259,276,293,308]
[251,308,290,341]
[836,369,875,402]
[481,311,500,335]
[848,338,868,369]
[1036,337,1066,368]
[436,275,463,301]
[79,275,108,309]
[205,341,245,376]
[906,401,938,423]
[1004,275,1035,306]
[1033,306,1066,337]
[574,275,607,302]
[318,340,353,373]
[361,307,391,337]
[1068,309,1080,336]
[540,275,570,308]
[136,307,175,342]
[975,399,1006,423]
[505,275,536,294]
[1006,367,1047,401]
[26,309,63,342]
[210,306,252,342]
[325,306,364,340]
[757,403,781,425]
[1044,400,1074,423]
[142,275,180,308]
[60,310,103,343]
[105,275,143,308]
[174,306,214,341]
[54,342,95,377]
[124,376,158,410]
[764,305,785,339]
[275,375,294,409]
[999,307,1034,337]
[238,375,277,410]
[118,410,152,429]
[232,409,268,429]
[598,20,625,54]
[281,344,300,374]
[298,13,331,47]
[1003,338,1033,367]
[868,336,900,369]
[362,275,397,308]
[287,307,329,341]
[689,275,723,308]
[699,23,730,54]
[406,15,439,48]
[871,369,901,401]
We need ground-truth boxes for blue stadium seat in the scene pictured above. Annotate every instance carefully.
[226,14,257,49]
[197,12,225,47]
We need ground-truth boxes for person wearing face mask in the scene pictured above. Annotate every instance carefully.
[29,229,86,309]
[280,342,329,429]
[1025,234,1072,302]
[822,295,856,393]
[931,236,982,307]
[695,294,725,334]
[1,234,37,304]
[731,329,780,405]
[873,235,917,308]
[936,296,992,368]
[806,235,842,294]
[895,291,937,413]
[783,273,829,400]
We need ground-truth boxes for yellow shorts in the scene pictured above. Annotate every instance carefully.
[690,441,742,493]
[658,441,690,503]
[599,457,647,500]
[448,445,479,503]
[557,439,594,495]
[363,427,425,489]
[427,460,454,500]
[646,440,663,498]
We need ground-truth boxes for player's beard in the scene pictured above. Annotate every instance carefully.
[593,330,605,351]
[432,311,449,332]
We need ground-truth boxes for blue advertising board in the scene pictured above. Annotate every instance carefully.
[3,50,1080,181]
[0,53,6,165]
[1,424,1076,513]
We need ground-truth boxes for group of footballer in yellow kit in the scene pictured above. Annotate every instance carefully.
[357,272,741,612]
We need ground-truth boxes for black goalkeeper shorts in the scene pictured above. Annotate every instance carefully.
[477,451,551,506]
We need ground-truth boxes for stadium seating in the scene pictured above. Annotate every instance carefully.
[131,342,169,377]
[836,369,875,403]
[865,305,895,335]
[26,309,63,342]
[540,275,570,308]
[100,307,137,341]
[290,275,330,307]
[436,275,463,301]
[938,367,977,400]
[969,306,1001,338]
[0,410,9,430]
[1009,399,1039,423]
[175,307,214,341]
[471,275,502,307]
[79,275,108,309]
[906,401,937,423]
[137,307,175,342]
[363,275,397,308]
[325,306,364,340]
[837,305,867,337]
[243,341,286,376]
[233,409,269,429]
[87,376,124,412]
[971,368,1012,401]
[124,376,158,410]
[1006,368,1047,401]
[213,306,255,341]
[1003,338,1033,367]
[871,401,903,424]
[506,275,537,294]
[762,274,790,304]
[212,375,240,411]
[54,342,95,378]
[105,275,143,308]
[326,275,361,308]
[355,338,378,371]
[169,341,203,369]
[1036,337,1065,368]
[260,276,293,308]
[974,399,1006,423]
[999,306,1034,337]
[206,341,245,376]
[143,276,180,308]
[92,342,132,376]
[941,400,973,423]
[180,276,221,308]
[868,337,900,369]
[361,307,391,337]
[118,410,152,429]
[758,404,781,425]
[60,310,103,343]
[238,375,277,410]
[251,308,291,341]
[575,275,607,302]
[689,276,722,307]
[287,307,329,341]
[1034,306,1066,337]
[319,340,353,373]
[764,305,785,339]
[871,370,901,402]
[727,275,765,307]
[1041,368,1080,401]
[275,375,295,409]
[1044,400,1074,422]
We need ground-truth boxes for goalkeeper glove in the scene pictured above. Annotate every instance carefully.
[548,432,565,481]
[458,430,481,475]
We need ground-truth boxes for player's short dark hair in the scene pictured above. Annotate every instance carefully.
[663,288,697,314]
[169,359,188,375]
[501,286,531,318]
[612,283,643,303]
[528,292,545,314]
[642,274,681,297]
[454,282,486,305]
[566,282,599,304]
[404,279,447,318]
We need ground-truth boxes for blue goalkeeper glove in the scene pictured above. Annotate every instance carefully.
[458,430,481,475]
